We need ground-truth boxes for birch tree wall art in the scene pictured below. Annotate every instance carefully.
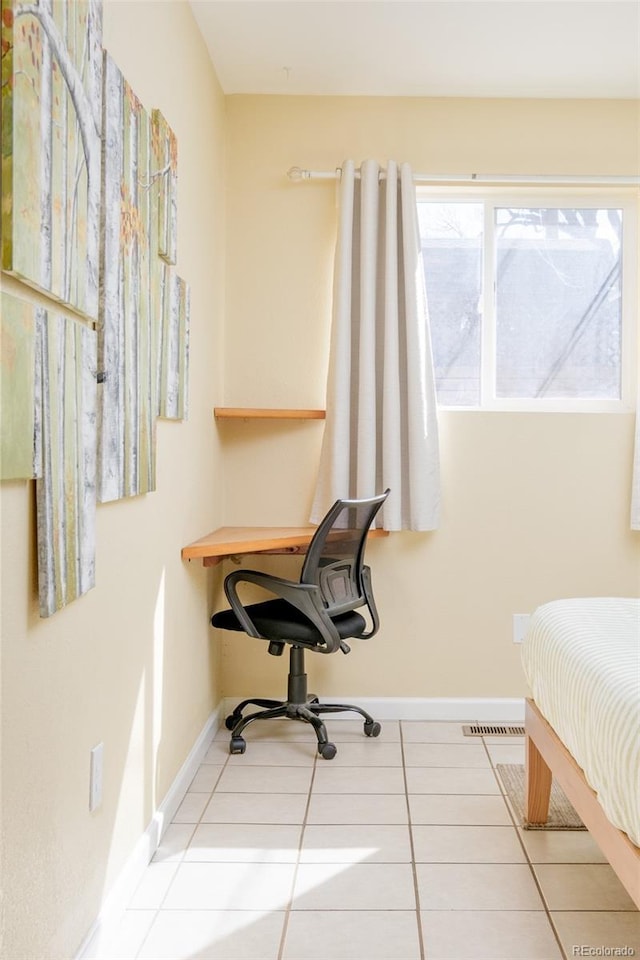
[98,58,190,502]
[153,107,177,267]
[158,266,190,420]
[154,108,190,421]
[98,53,157,502]
[36,309,97,617]
[1,0,103,321]
[1,5,191,615]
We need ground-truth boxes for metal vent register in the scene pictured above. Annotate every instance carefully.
[462,724,525,737]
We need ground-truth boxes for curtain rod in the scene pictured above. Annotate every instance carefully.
[287,166,640,186]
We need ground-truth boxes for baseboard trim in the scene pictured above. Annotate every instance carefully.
[75,705,221,959]
[222,696,525,723]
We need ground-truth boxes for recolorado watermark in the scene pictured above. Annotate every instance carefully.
[572,948,636,957]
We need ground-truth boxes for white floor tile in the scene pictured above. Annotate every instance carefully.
[185,822,302,862]
[326,719,401,742]
[203,740,233,763]
[202,791,308,824]
[328,740,403,766]
[188,764,224,793]
[128,861,179,909]
[421,909,562,959]
[551,911,640,955]
[292,861,416,910]
[401,721,472,743]
[412,824,526,863]
[137,909,286,960]
[408,793,512,825]
[405,766,501,795]
[163,861,296,911]
[300,823,412,863]
[518,827,608,864]
[416,863,545,910]
[88,910,156,960]
[173,792,210,824]
[534,863,638,911]
[404,742,491,768]
[486,742,526,765]
[482,737,524,750]
[215,763,313,794]
[312,764,405,794]
[153,823,196,863]
[283,910,421,959]
[226,740,316,765]
[215,718,312,741]
[306,792,408,825]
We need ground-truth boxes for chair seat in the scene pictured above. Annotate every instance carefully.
[211,598,366,645]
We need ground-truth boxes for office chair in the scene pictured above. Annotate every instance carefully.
[211,489,389,759]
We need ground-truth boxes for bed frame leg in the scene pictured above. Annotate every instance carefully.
[525,732,552,824]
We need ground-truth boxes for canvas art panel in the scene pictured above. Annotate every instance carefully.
[158,265,190,420]
[98,52,158,502]
[1,0,103,321]
[36,309,97,617]
[152,108,178,266]
[0,291,38,479]
[98,55,189,502]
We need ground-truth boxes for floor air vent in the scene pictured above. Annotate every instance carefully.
[462,724,525,737]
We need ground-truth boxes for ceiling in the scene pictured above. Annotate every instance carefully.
[189,1,640,99]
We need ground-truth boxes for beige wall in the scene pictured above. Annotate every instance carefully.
[0,3,226,958]
[219,95,640,699]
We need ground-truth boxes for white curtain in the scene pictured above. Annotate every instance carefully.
[311,159,440,531]
[632,390,640,530]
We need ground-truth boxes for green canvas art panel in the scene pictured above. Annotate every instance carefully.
[0,291,37,479]
[1,0,102,321]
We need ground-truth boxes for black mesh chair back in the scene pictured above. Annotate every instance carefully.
[300,492,388,618]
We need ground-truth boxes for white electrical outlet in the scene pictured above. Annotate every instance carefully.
[89,743,104,812]
[513,614,531,644]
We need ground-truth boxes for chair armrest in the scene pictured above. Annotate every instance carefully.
[223,570,343,653]
[358,565,380,639]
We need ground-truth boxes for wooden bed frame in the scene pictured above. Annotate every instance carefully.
[525,697,640,908]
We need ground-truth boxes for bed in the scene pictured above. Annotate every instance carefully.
[521,597,640,908]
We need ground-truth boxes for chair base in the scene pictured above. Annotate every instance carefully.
[224,646,381,759]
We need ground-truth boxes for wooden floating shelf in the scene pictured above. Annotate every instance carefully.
[182,525,389,566]
[214,407,326,420]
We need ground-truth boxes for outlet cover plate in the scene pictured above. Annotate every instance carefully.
[89,743,104,812]
[513,614,531,644]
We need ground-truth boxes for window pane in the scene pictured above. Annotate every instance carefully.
[419,202,483,406]
[495,207,622,399]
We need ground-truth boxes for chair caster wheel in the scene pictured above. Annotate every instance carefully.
[318,741,337,760]
[225,713,241,731]
[364,720,381,738]
[230,736,246,754]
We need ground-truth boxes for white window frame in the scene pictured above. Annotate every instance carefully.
[417,187,638,413]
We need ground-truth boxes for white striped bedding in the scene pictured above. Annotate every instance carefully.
[521,597,640,847]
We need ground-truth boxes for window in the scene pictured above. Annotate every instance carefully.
[418,194,637,410]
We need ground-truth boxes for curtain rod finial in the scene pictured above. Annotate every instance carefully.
[287,166,309,182]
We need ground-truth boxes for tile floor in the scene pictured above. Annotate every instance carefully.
[92,720,639,960]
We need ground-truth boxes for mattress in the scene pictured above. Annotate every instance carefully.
[522,597,640,847]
